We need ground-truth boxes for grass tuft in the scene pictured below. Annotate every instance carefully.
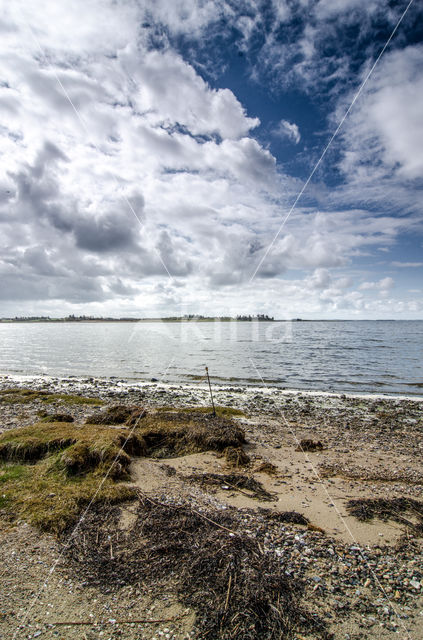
[85,404,146,425]
[136,409,246,458]
[156,405,245,418]
[0,459,135,533]
[0,421,144,532]
[0,388,103,405]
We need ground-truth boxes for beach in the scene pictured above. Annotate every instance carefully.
[0,375,422,639]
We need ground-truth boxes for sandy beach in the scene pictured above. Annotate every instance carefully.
[0,375,422,640]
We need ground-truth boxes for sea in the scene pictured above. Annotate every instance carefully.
[0,320,422,396]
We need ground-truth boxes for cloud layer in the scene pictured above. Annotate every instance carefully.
[0,1,422,319]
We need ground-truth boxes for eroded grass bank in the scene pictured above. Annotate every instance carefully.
[0,402,246,533]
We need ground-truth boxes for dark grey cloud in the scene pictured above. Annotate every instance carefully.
[0,272,106,303]
[74,213,135,253]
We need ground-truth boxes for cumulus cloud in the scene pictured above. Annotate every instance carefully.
[274,119,301,144]
[127,49,260,140]
[359,277,394,291]
[338,44,423,182]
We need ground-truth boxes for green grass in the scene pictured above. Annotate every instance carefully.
[0,388,103,405]
[0,421,145,467]
[0,459,135,533]
[0,463,27,483]
[0,421,144,533]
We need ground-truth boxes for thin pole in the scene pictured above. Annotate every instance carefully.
[205,366,216,416]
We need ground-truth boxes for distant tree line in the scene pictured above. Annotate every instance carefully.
[236,314,274,321]
[2,314,276,323]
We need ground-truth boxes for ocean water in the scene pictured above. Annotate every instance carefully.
[0,320,422,396]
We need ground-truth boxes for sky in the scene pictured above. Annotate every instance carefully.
[0,0,422,319]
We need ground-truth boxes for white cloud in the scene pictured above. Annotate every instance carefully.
[126,49,259,140]
[338,45,423,182]
[274,119,301,144]
[359,277,394,291]
[315,0,385,20]
[392,262,423,268]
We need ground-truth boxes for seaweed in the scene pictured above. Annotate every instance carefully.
[258,509,310,526]
[186,472,275,501]
[296,439,324,452]
[64,497,332,640]
[346,497,423,536]
[222,446,251,467]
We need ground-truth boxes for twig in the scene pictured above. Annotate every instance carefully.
[224,573,232,612]
[52,615,185,625]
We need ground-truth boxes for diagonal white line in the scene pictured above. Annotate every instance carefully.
[248,357,414,640]
[11,358,176,638]
[249,0,416,282]
[23,21,175,284]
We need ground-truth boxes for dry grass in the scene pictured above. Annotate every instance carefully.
[85,404,146,425]
[156,405,245,418]
[135,409,246,458]
[222,445,251,467]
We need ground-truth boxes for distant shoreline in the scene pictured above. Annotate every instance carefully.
[0,317,411,323]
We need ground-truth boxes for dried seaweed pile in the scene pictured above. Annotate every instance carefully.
[347,497,423,536]
[64,498,331,640]
[259,508,310,526]
[296,439,324,452]
[185,472,275,501]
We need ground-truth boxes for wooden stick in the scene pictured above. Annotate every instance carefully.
[205,366,216,416]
